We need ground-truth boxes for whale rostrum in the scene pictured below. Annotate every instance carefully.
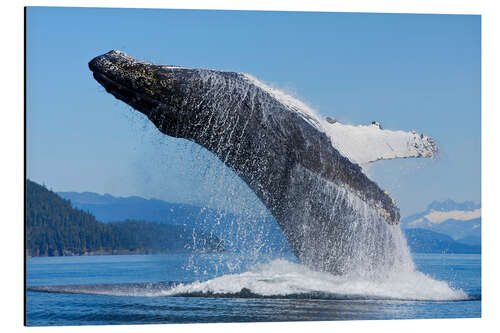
[89,50,438,274]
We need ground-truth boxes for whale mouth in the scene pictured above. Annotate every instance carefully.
[89,54,165,117]
[92,72,138,104]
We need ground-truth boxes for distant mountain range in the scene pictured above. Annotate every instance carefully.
[26,180,224,257]
[401,200,481,247]
[58,191,224,225]
[58,191,481,254]
[57,191,291,255]
[404,229,480,254]
[28,178,480,257]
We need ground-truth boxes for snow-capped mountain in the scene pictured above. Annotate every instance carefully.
[401,200,481,246]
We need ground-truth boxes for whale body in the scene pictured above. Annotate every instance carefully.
[89,50,438,274]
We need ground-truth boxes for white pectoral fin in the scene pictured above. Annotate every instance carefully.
[324,122,438,165]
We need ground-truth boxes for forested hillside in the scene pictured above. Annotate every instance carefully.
[26,180,224,256]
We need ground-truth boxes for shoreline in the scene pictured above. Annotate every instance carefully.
[26,249,226,258]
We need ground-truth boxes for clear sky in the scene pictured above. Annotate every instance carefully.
[26,7,481,216]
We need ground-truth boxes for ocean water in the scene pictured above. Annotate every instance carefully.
[26,252,481,326]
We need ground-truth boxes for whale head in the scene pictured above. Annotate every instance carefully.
[89,50,223,139]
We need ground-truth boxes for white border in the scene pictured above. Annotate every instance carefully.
[2,1,499,332]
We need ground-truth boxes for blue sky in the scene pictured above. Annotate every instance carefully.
[26,7,480,216]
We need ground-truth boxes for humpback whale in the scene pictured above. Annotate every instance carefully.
[89,50,438,274]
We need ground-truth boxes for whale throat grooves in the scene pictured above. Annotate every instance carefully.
[89,50,438,275]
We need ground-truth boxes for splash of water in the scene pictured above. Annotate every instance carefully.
[181,142,283,275]
[280,164,414,277]
[114,65,459,299]
[142,71,454,294]
[170,141,466,300]
[29,259,467,301]
[165,259,467,301]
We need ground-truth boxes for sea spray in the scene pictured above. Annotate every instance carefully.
[89,52,457,299]
[163,259,467,301]
[181,142,281,275]
[29,257,467,301]
[163,70,433,282]
[89,51,444,276]
[174,127,463,300]
[164,158,469,300]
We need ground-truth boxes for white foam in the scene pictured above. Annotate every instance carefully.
[160,259,466,301]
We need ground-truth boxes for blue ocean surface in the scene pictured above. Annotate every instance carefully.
[26,252,481,326]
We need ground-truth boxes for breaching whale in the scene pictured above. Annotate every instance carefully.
[89,50,438,274]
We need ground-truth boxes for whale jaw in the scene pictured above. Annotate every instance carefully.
[89,51,200,138]
[89,51,171,117]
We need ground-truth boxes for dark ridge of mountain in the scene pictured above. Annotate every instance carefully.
[456,235,482,247]
[403,228,481,254]
[401,200,481,246]
[58,191,207,225]
[420,218,481,242]
[58,191,292,254]
[108,220,224,254]
[26,180,224,257]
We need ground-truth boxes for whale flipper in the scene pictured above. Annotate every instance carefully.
[88,50,438,274]
[324,122,438,165]
[242,73,438,165]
